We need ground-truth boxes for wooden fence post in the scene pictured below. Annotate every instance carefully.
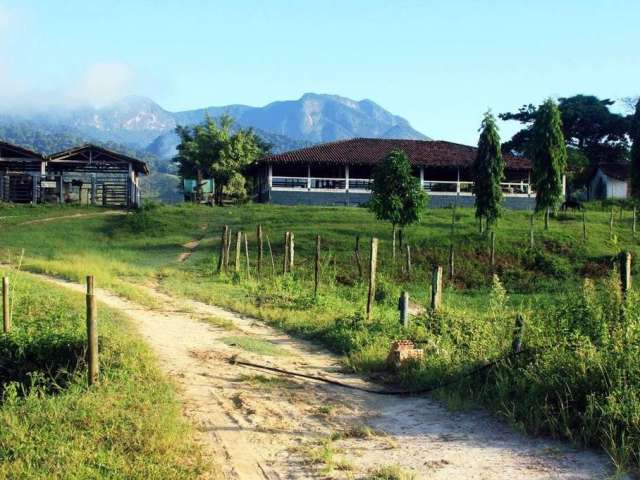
[512,313,525,354]
[314,235,321,297]
[86,276,99,386]
[225,227,232,271]
[366,238,379,322]
[265,233,275,275]
[610,207,614,240]
[2,277,10,334]
[234,231,242,273]
[399,291,409,328]
[355,235,363,279]
[282,232,290,274]
[217,225,228,273]
[257,224,263,275]
[392,226,397,263]
[529,213,534,248]
[244,232,251,279]
[288,233,295,273]
[431,266,443,311]
[448,244,454,279]
[405,244,412,276]
[619,251,632,294]
[491,230,496,264]
[582,211,587,242]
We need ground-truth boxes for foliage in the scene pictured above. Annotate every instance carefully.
[472,112,504,225]
[368,149,427,231]
[173,115,266,204]
[223,172,249,204]
[529,99,568,213]
[630,99,640,198]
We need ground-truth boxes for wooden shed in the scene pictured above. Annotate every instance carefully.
[46,145,149,208]
[0,141,46,203]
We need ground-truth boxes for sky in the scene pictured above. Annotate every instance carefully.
[0,0,638,145]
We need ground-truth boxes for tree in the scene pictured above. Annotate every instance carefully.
[529,99,567,229]
[173,115,266,205]
[368,150,427,259]
[500,95,630,193]
[631,98,640,198]
[472,112,504,232]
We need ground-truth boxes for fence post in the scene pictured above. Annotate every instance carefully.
[582,211,587,242]
[234,231,242,273]
[217,225,228,273]
[314,235,321,297]
[529,213,534,248]
[288,233,295,273]
[610,207,614,240]
[512,313,525,354]
[620,251,632,295]
[405,244,412,276]
[492,230,496,263]
[634,207,637,238]
[355,235,363,279]
[431,265,443,311]
[225,227,232,271]
[244,232,251,279]
[2,277,10,334]
[448,244,454,279]
[282,232,289,274]
[265,233,275,275]
[366,238,379,322]
[399,291,409,328]
[257,224,263,275]
[86,276,99,386]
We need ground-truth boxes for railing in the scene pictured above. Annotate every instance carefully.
[270,176,533,196]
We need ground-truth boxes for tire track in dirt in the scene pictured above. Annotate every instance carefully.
[27,271,619,480]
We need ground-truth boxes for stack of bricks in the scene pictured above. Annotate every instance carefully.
[386,340,424,369]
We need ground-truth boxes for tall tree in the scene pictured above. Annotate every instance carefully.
[368,149,427,259]
[472,112,504,231]
[631,98,640,198]
[529,99,567,229]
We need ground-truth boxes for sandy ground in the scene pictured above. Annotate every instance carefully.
[25,268,619,480]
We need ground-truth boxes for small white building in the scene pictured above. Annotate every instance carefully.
[589,164,629,200]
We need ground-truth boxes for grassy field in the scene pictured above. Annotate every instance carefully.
[1,200,639,474]
[0,268,217,479]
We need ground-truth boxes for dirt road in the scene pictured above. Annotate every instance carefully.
[34,272,615,479]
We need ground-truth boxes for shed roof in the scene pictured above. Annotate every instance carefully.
[258,138,531,170]
[0,141,45,160]
[597,163,629,181]
[48,144,150,174]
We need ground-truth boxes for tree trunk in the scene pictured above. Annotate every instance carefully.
[196,169,203,203]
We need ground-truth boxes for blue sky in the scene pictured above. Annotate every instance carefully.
[0,0,638,144]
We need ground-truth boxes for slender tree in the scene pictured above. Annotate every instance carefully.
[529,99,567,229]
[473,111,504,231]
[369,149,427,258]
[630,98,640,198]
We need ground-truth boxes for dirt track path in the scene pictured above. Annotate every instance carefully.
[17,210,127,225]
[31,272,616,479]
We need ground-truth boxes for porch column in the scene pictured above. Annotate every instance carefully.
[419,167,424,189]
[456,167,461,195]
[268,164,273,189]
[345,165,350,192]
[527,171,532,197]
[32,173,39,204]
[59,175,64,204]
[91,174,97,205]
[307,164,311,191]
[562,174,567,196]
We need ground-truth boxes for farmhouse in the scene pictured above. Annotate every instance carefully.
[0,142,148,207]
[253,138,549,209]
[588,163,629,200]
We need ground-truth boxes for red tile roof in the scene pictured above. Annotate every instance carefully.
[259,138,531,170]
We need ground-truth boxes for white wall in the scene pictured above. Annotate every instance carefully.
[590,169,628,199]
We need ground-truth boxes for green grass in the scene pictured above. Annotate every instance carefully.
[2,201,640,474]
[221,335,291,356]
[0,269,218,479]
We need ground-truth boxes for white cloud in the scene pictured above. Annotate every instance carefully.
[68,62,137,107]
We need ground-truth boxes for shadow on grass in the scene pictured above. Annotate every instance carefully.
[0,333,85,397]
